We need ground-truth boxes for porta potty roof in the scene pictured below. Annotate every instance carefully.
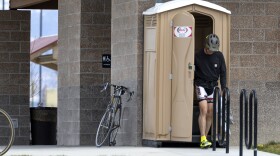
[143,0,231,15]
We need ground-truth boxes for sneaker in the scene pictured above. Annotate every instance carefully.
[200,140,212,149]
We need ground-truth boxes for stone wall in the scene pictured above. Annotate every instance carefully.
[0,10,30,145]
[58,0,111,145]
[112,0,280,146]
[207,0,280,145]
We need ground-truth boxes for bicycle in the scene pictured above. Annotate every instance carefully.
[95,82,134,147]
[0,108,15,155]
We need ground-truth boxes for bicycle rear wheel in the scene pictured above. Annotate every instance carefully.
[109,107,121,146]
[95,108,113,147]
[0,109,15,156]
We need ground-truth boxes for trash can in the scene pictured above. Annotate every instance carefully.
[30,107,57,145]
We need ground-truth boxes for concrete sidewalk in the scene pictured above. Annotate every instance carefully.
[4,146,279,156]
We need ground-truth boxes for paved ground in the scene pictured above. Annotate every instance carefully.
[3,146,279,156]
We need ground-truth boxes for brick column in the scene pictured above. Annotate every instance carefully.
[111,0,154,146]
[0,11,30,145]
[58,0,111,145]
[79,0,111,145]
[58,0,81,145]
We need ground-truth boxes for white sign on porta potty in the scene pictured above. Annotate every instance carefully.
[174,26,192,38]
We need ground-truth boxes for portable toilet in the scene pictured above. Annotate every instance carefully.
[142,0,231,145]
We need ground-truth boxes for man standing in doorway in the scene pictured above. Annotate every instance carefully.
[194,34,227,148]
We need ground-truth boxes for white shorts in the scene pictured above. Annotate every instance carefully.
[195,86,214,103]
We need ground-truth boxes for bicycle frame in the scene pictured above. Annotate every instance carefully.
[95,82,133,147]
[108,96,121,128]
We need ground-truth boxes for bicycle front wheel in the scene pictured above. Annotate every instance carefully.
[95,108,113,147]
[0,109,15,156]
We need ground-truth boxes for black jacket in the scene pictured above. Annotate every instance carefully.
[194,49,227,90]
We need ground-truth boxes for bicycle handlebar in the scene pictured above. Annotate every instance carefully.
[100,82,134,101]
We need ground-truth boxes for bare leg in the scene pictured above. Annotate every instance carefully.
[198,100,208,137]
[205,103,213,136]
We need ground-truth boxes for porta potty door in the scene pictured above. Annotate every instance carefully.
[171,12,194,142]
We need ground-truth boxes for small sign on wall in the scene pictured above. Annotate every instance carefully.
[102,54,111,68]
[174,26,192,38]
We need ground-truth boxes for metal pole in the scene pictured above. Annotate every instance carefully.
[250,90,258,156]
[226,88,230,153]
[212,87,220,151]
[218,88,226,146]
[245,90,253,149]
[39,10,43,106]
[2,0,4,10]
[239,89,247,156]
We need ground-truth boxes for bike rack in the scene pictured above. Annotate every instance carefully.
[239,89,258,156]
[212,87,230,154]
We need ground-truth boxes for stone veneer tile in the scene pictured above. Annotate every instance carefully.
[266,3,280,15]
[92,13,111,25]
[13,137,30,145]
[253,16,278,29]
[19,63,29,73]
[19,106,30,116]
[80,49,109,61]
[0,21,20,30]
[265,29,280,41]
[0,95,9,105]
[10,32,29,41]
[0,63,19,73]
[20,21,30,31]
[80,37,110,49]
[0,42,20,53]
[0,53,9,61]
[80,62,110,73]
[0,32,10,41]
[265,55,280,68]
[10,53,30,62]
[230,42,252,54]
[240,29,265,41]
[230,29,239,41]
[279,17,280,28]
[239,3,265,15]
[238,80,266,89]
[0,12,11,20]
[10,95,29,105]
[80,134,93,145]
[231,16,253,28]
[230,55,239,67]
[21,42,30,53]
[80,74,104,86]
[81,0,104,13]
[250,68,276,81]
[239,55,264,67]
[10,11,30,20]
[81,25,107,38]
[253,42,277,54]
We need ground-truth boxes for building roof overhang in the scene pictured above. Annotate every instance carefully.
[10,0,58,10]
[30,35,58,70]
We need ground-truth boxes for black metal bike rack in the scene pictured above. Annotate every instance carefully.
[239,89,258,156]
[212,87,230,154]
